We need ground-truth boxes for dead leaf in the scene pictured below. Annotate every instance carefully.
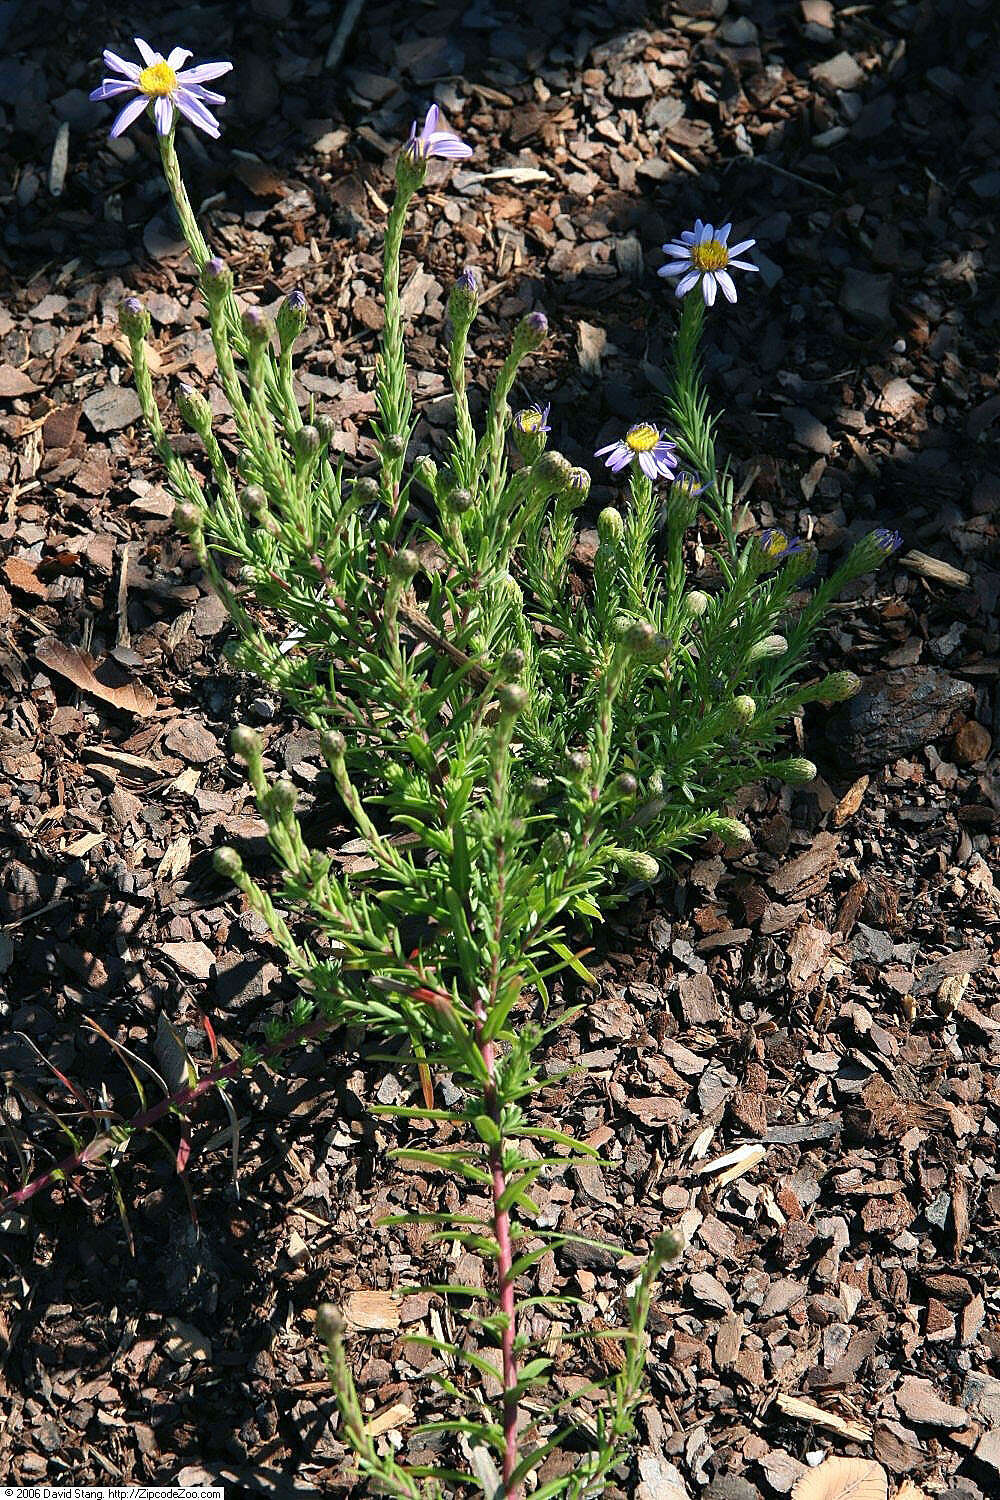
[791,1457,887,1500]
[577,319,607,375]
[35,638,156,717]
[344,1290,401,1331]
[832,775,870,827]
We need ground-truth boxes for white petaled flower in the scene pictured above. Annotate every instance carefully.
[90,38,233,140]
[658,220,758,306]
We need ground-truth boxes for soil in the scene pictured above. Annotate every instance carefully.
[1,0,999,1495]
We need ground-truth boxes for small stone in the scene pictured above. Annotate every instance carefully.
[811,51,864,90]
[82,384,142,434]
[840,269,893,327]
[719,17,758,44]
[677,972,720,1024]
[953,720,992,766]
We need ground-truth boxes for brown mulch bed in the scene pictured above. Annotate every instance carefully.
[1,0,999,1494]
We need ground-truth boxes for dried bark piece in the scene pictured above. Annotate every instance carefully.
[894,1375,968,1428]
[824,668,974,770]
[790,1457,886,1500]
[777,1395,872,1443]
[343,1290,401,1331]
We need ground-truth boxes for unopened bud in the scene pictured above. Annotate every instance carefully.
[320,729,347,763]
[447,486,475,514]
[448,267,480,324]
[200,256,232,302]
[231,724,262,761]
[240,484,268,518]
[500,648,525,680]
[731,695,757,726]
[614,848,660,883]
[772,757,818,786]
[613,771,638,799]
[315,413,335,447]
[498,683,528,717]
[293,424,321,460]
[118,295,151,339]
[213,846,243,880]
[388,548,420,582]
[622,620,657,656]
[525,775,549,803]
[652,1230,684,1263]
[747,633,788,664]
[716,816,752,849]
[820,670,861,702]
[598,508,624,545]
[685,590,710,617]
[315,1303,346,1343]
[276,288,307,349]
[176,382,212,432]
[381,433,407,460]
[412,454,438,493]
[565,749,590,778]
[512,309,548,358]
[173,502,202,536]
[530,450,572,492]
[566,466,590,500]
[352,476,380,507]
[269,778,297,819]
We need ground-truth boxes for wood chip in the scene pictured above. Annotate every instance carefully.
[343,1289,401,1331]
[900,549,971,589]
[35,638,156,717]
[776,1393,872,1442]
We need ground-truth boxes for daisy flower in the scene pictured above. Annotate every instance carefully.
[658,220,758,306]
[595,423,679,481]
[90,38,232,140]
[513,403,551,437]
[404,104,473,162]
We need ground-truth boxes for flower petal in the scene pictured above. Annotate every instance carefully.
[661,241,690,257]
[428,133,473,159]
[727,258,758,272]
[702,272,718,307]
[133,37,160,66]
[166,47,193,70]
[716,221,732,244]
[728,238,756,257]
[659,261,691,276]
[176,60,233,84]
[699,222,714,243]
[680,230,697,244]
[675,269,702,297]
[638,450,657,479]
[182,83,227,104]
[153,95,174,135]
[91,79,137,101]
[175,88,221,136]
[109,94,149,139]
[594,442,621,457]
[608,452,633,472]
[422,103,440,137]
[103,49,142,81]
[715,269,738,303]
[692,218,704,239]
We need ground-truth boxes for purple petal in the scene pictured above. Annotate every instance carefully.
[153,95,174,135]
[659,260,690,275]
[661,240,690,256]
[181,83,226,104]
[717,222,732,244]
[175,88,221,136]
[715,270,738,303]
[428,134,473,159]
[728,259,758,272]
[166,46,193,69]
[594,442,619,457]
[703,272,718,307]
[608,452,633,473]
[91,79,137,101]
[728,238,756,257]
[109,94,149,139]
[680,230,697,244]
[103,49,142,81]
[675,269,701,297]
[656,456,677,477]
[638,450,657,479]
[176,60,233,84]
[133,37,160,66]
[692,219,704,239]
[699,222,714,243]
[422,103,440,138]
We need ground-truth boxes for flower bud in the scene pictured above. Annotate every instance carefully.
[276,288,307,349]
[381,433,407,460]
[500,648,525,680]
[448,267,480,324]
[652,1230,684,1263]
[293,424,322,462]
[530,450,572,493]
[240,484,269,518]
[612,771,638,799]
[388,548,420,582]
[614,848,660,883]
[412,454,438,493]
[598,507,624,545]
[213,846,243,880]
[542,829,571,861]
[621,620,657,656]
[447,486,475,514]
[231,724,262,761]
[772,757,818,786]
[118,295,151,339]
[320,729,347,763]
[315,1303,346,1343]
[565,749,590,778]
[200,256,232,302]
[817,670,861,702]
[241,306,272,345]
[352,476,380,507]
[845,526,903,576]
[730,695,757,726]
[524,775,549,803]
[173,502,202,536]
[716,816,752,849]
[512,309,548,358]
[498,683,528,717]
[176,382,212,432]
[747,633,788,664]
[684,589,710,617]
[566,466,591,501]
[511,403,551,464]
[314,413,336,447]
[269,778,297,819]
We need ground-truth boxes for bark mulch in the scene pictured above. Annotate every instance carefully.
[1,0,998,1495]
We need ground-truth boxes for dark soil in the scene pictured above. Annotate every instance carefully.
[1,0,999,1495]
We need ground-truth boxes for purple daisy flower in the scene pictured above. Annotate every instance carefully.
[513,403,551,437]
[90,38,232,140]
[595,423,679,482]
[404,104,473,162]
[658,219,758,307]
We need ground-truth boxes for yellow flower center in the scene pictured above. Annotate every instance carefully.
[625,423,659,453]
[518,409,542,432]
[763,530,788,557]
[138,61,178,97]
[690,238,729,272]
